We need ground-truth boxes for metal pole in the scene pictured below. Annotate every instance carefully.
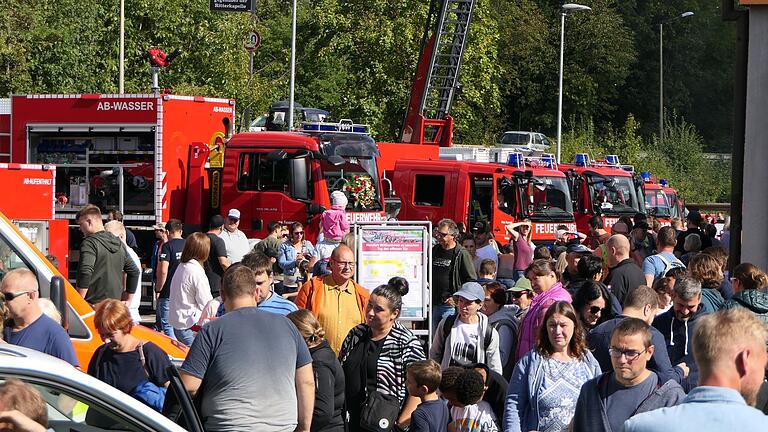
[287,0,297,131]
[119,0,125,94]
[659,23,663,141]
[556,11,566,164]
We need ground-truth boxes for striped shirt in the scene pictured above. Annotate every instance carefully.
[339,322,426,404]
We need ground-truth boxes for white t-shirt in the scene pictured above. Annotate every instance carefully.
[218,229,251,264]
[450,400,499,432]
[451,321,482,367]
[125,246,142,323]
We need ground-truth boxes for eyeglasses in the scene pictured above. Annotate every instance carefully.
[608,347,647,361]
[293,231,304,236]
[511,291,528,298]
[2,291,31,302]
[589,306,605,315]
[334,261,355,268]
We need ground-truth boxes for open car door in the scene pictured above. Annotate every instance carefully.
[162,366,204,432]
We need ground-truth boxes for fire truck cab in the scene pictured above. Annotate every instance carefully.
[560,154,644,233]
[640,171,672,226]
[218,122,386,241]
[392,153,575,243]
[661,179,686,220]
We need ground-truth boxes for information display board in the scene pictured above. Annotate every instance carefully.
[355,223,431,320]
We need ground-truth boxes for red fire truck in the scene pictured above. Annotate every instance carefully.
[639,171,672,226]
[661,179,686,220]
[392,153,575,243]
[559,154,644,233]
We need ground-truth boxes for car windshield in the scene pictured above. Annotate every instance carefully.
[318,133,382,211]
[499,132,529,145]
[645,189,671,218]
[666,192,681,219]
[588,174,639,215]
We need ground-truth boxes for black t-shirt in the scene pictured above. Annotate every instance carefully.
[204,233,228,296]
[159,238,185,299]
[432,246,456,302]
[603,373,658,432]
[87,342,172,395]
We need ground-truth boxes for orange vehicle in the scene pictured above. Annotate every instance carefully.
[0,164,186,368]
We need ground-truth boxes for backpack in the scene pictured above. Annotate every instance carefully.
[488,315,520,379]
[441,314,493,365]
[656,253,685,279]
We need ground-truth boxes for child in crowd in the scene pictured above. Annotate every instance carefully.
[316,190,350,262]
[447,369,499,432]
[407,360,449,432]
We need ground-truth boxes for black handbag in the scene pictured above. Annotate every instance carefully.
[358,334,401,431]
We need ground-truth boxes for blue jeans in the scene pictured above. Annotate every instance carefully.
[173,328,195,346]
[155,298,176,340]
[498,278,516,290]
[513,270,527,282]
[432,303,456,332]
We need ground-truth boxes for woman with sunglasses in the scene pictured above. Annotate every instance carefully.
[504,301,601,432]
[571,280,616,331]
[278,222,318,297]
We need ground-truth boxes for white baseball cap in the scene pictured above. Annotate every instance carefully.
[227,209,241,219]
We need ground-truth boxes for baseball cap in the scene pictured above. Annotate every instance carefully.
[472,221,489,233]
[686,210,703,224]
[152,223,165,231]
[454,282,485,302]
[509,277,533,293]
[209,214,225,229]
[566,243,592,254]
[227,208,241,220]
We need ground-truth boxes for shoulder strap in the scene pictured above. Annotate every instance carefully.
[441,314,457,345]
[483,319,492,350]
[137,342,150,378]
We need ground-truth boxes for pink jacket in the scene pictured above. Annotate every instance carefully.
[515,282,572,362]
[321,205,349,241]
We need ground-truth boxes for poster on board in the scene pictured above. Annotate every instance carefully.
[356,226,429,319]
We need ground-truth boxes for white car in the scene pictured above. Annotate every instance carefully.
[496,131,551,152]
[0,345,202,432]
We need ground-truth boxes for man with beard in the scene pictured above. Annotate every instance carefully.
[624,308,768,431]
[652,276,708,392]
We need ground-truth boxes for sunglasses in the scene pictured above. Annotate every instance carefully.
[2,291,31,302]
[292,231,304,236]
[589,306,605,315]
[436,231,452,238]
[511,291,528,298]
[228,217,239,222]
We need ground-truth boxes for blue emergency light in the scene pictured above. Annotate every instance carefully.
[605,155,620,166]
[575,153,590,166]
[641,171,651,182]
[507,152,524,168]
[541,154,556,168]
[660,179,669,187]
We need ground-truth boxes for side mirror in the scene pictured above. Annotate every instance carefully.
[50,276,68,329]
[327,155,345,166]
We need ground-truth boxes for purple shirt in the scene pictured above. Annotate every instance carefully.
[513,236,534,270]
[515,282,572,362]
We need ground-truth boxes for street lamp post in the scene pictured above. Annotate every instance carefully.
[556,3,591,164]
[287,0,297,131]
[659,11,694,141]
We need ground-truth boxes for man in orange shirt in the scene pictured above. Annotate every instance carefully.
[296,244,369,353]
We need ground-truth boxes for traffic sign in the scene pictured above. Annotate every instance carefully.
[245,31,261,52]
[210,0,253,13]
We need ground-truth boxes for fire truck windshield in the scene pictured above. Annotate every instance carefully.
[666,192,681,219]
[318,133,382,211]
[498,176,573,221]
[645,189,671,218]
[588,174,639,215]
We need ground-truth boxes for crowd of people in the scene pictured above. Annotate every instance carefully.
[2,201,768,432]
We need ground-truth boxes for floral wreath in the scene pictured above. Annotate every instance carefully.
[344,175,375,209]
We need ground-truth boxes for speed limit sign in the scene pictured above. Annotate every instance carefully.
[245,31,261,52]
